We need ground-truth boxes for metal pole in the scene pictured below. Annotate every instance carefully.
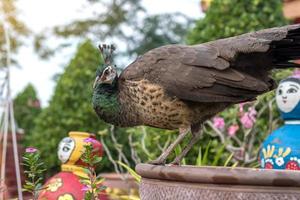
[0,100,9,200]
[9,99,23,200]
[1,6,23,199]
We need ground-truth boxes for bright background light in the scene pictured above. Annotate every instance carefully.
[12,0,203,106]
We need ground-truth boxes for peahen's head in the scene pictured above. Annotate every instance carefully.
[92,44,120,123]
[93,44,118,90]
[93,65,118,89]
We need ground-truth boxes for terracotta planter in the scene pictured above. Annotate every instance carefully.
[136,164,300,200]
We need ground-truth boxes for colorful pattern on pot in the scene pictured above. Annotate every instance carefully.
[260,75,300,170]
[38,132,108,200]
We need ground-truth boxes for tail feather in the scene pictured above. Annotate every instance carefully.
[271,26,300,69]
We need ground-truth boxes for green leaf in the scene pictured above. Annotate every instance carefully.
[212,144,225,166]
[117,161,141,183]
[224,152,234,167]
[196,147,202,166]
[231,161,239,168]
[202,141,211,165]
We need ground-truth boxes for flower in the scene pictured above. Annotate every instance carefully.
[213,117,225,130]
[227,124,239,136]
[81,185,90,192]
[83,137,97,144]
[240,107,257,129]
[240,113,254,129]
[275,157,285,167]
[25,147,38,153]
[239,103,246,113]
[248,107,257,120]
[292,68,300,78]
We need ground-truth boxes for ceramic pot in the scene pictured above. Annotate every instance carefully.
[136,164,300,200]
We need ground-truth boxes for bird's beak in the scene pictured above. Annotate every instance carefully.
[93,76,100,89]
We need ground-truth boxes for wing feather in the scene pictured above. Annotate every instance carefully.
[120,24,300,103]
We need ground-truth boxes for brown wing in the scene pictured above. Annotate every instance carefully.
[120,24,300,103]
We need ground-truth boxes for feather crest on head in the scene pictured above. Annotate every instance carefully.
[98,44,116,65]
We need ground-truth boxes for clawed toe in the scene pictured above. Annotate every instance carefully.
[168,162,180,166]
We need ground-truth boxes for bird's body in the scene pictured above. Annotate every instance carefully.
[94,78,230,129]
[93,24,300,165]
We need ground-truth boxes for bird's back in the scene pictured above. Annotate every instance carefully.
[96,24,300,129]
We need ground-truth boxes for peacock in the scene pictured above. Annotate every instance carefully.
[93,24,300,165]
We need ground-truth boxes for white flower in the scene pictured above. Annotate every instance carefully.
[275,157,285,166]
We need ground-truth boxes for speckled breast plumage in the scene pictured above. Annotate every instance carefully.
[120,79,229,130]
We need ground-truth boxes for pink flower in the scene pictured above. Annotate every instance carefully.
[239,103,246,113]
[240,107,257,129]
[81,185,90,192]
[292,68,300,78]
[25,147,38,153]
[248,107,257,121]
[84,137,97,144]
[227,125,239,136]
[213,117,225,130]
[240,114,254,129]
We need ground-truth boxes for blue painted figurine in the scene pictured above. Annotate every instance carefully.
[260,71,300,170]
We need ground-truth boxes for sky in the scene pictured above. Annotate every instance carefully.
[11,0,203,107]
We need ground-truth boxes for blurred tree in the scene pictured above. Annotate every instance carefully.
[127,13,192,55]
[34,0,192,59]
[13,84,41,135]
[26,41,110,173]
[0,0,29,67]
[188,0,288,44]
[34,0,144,59]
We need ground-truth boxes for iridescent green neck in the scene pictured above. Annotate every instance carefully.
[92,80,120,124]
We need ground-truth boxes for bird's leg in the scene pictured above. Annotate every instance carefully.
[170,125,203,165]
[148,127,190,165]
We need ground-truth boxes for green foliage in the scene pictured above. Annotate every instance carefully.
[188,0,288,44]
[117,161,141,183]
[127,13,192,55]
[0,0,29,66]
[13,84,41,136]
[26,41,109,173]
[22,148,46,200]
[79,142,106,200]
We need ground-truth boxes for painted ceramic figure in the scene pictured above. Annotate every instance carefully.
[38,132,108,200]
[260,74,300,170]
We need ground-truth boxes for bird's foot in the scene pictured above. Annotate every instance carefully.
[168,160,181,166]
[148,158,166,165]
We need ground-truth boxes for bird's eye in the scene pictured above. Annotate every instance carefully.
[278,89,282,95]
[287,88,297,93]
[63,146,70,152]
[104,70,109,75]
